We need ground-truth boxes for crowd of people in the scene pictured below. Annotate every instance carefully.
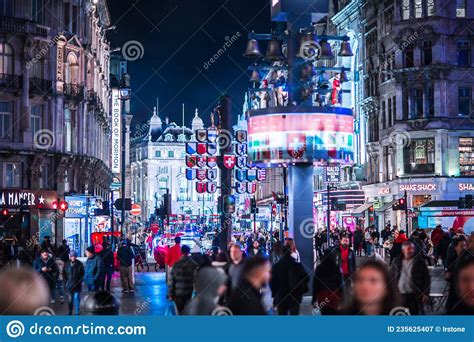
[0,225,473,316]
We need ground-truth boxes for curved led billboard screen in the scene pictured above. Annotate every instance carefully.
[247,107,354,166]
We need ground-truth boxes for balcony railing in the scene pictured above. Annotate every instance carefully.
[64,83,84,101]
[0,73,22,90]
[29,77,52,94]
[0,16,50,38]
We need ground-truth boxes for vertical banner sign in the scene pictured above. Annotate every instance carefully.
[111,89,122,174]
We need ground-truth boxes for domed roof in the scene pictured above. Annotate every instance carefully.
[191,108,204,130]
[149,107,162,126]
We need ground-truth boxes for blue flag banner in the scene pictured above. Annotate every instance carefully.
[0,316,472,342]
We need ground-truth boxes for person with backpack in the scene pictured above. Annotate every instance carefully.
[270,245,309,315]
[63,251,84,315]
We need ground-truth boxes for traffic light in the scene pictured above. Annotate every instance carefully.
[466,194,473,209]
[1,208,9,216]
[223,195,236,214]
[250,198,258,214]
[114,198,132,211]
[162,194,171,216]
[398,198,407,211]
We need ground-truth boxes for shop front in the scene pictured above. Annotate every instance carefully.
[0,189,59,243]
[364,178,474,233]
[64,195,105,255]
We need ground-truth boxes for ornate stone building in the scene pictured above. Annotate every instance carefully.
[359,0,474,232]
[130,108,218,224]
[0,0,113,242]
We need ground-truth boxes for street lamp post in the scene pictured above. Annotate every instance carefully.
[118,74,131,235]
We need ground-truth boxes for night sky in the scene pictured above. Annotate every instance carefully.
[107,0,272,127]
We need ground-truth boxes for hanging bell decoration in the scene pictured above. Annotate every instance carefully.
[340,68,349,82]
[338,40,354,57]
[249,70,260,83]
[265,39,284,61]
[243,39,262,58]
[298,32,317,58]
[319,40,335,60]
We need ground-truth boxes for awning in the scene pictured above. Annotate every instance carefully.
[375,200,396,212]
[352,203,372,214]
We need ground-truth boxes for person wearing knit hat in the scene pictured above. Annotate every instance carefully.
[84,246,104,292]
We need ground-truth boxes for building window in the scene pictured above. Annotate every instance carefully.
[0,101,12,140]
[168,150,174,158]
[30,104,43,136]
[457,40,471,67]
[0,43,13,75]
[404,46,414,68]
[381,101,386,129]
[65,109,72,152]
[392,96,397,123]
[155,150,161,158]
[421,40,432,66]
[0,0,15,16]
[427,88,434,117]
[414,0,423,18]
[40,164,50,188]
[158,177,168,195]
[426,0,435,16]
[32,0,45,25]
[459,137,474,176]
[402,0,410,19]
[63,2,70,31]
[413,88,424,119]
[72,5,78,34]
[4,162,21,188]
[388,98,393,126]
[459,87,472,116]
[404,138,435,174]
[457,0,467,18]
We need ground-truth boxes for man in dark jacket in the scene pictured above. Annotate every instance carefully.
[170,245,197,313]
[99,242,115,291]
[63,250,84,315]
[333,235,356,288]
[223,242,245,304]
[392,240,431,315]
[33,249,59,303]
[353,227,364,256]
[228,257,270,315]
[117,240,135,293]
[270,245,309,315]
[84,246,104,292]
[56,239,70,263]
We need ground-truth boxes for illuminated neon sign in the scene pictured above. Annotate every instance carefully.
[248,110,354,166]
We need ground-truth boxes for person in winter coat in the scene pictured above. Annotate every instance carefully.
[333,235,356,284]
[56,239,70,263]
[84,246,104,292]
[445,237,468,311]
[343,259,400,315]
[390,230,408,265]
[99,241,115,291]
[183,267,227,315]
[165,236,182,268]
[431,225,444,263]
[228,257,270,315]
[247,240,265,258]
[63,250,84,315]
[169,245,197,314]
[33,249,59,303]
[437,232,452,269]
[392,240,430,315]
[270,245,309,315]
[353,227,364,256]
[446,251,474,315]
[117,240,135,293]
[312,249,344,315]
[223,242,245,304]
